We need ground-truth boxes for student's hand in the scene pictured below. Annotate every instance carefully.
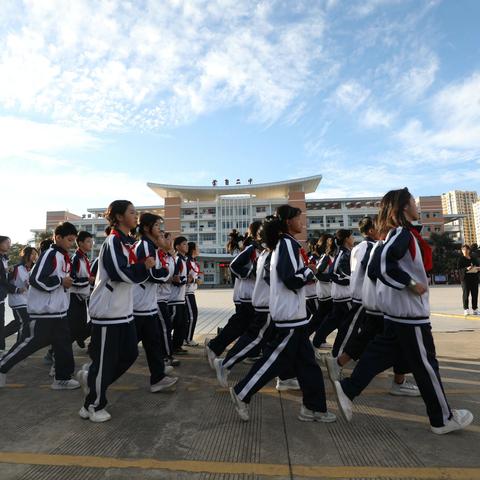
[62,276,73,289]
[410,282,427,296]
[89,276,96,285]
[144,257,156,269]
[18,287,27,294]
[172,275,180,283]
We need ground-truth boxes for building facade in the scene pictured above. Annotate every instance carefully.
[441,190,479,245]
[473,201,480,245]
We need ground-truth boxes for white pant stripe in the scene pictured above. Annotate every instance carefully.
[0,319,36,369]
[338,306,364,356]
[93,327,107,409]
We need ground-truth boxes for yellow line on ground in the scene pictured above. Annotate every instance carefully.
[431,312,480,321]
[0,452,479,479]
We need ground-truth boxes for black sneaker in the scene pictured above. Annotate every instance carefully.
[76,339,86,349]
[174,347,189,355]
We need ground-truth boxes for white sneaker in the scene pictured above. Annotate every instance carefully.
[229,387,249,421]
[319,342,331,349]
[205,339,217,370]
[78,406,90,420]
[51,379,81,390]
[473,310,479,316]
[0,350,4,358]
[314,348,326,362]
[214,358,229,388]
[390,379,421,397]
[431,409,474,435]
[333,380,353,422]
[276,377,300,391]
[49,365,55,377]
[0,372,6,388]
[150,375,178,393]
[164,365,174,375]
[325,355,342,382]
[464,309,470,316]
[298,405,337,423]
[76,370,89,394]
[81,363,91,372]
[184,339,199,347]
[244,355,261,364]
[88,406,111,423]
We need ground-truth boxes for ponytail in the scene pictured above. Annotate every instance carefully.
[335,229,352,247]
[262,215,283,250]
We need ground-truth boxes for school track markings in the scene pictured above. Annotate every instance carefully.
[0,452,479,479]
[431,312,480,321]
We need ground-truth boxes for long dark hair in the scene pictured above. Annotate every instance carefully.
[335,229,352,247]
[187,241,197,257]
[243,221,262,248]
[226,229,243,254]
[138,212,163,237]
[316,233,334,255]
[263,204,301,250]
[376,188,412,236]
[104,200,133,233]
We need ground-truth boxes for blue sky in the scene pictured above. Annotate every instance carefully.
[1,0,480,242]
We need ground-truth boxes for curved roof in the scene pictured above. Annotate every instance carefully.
[147,175,322,201]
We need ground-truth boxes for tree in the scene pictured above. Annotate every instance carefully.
[8,243,25,267]
[429,232,461,282]
[34,230,53,248]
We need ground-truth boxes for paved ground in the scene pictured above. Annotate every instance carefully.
[0,286,479,480]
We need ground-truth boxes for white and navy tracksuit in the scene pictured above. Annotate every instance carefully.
[68,249,92,346]
[157,252,174,357]
[310,253,334,344]
[133,237,170,385]
[84,230,149,412]
[1,254,22,351]
[340,227,452,427]
[5,263,31,343]
[233,234,328,413]
[185,256,200,342]
[168,253,188,352]
[314,246,353,355]
[305,252,319,318]
[208,244,258,356]
[221,250,272,371]
[0,245,75,381]
[332,238,375,358]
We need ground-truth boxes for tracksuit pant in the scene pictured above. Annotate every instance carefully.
[0,302,5,350]
[68,295,91,347]
[185,293,198,342]
[208,302,254,356]
[168,302,187,351]
[2,307,30,344]
[310,299,333,342]
[312,300,352,351]
[157,301,172,358]
[234,324,327,412]
[306,298,319,319]
[462,279,478,310]
[340,320,451,427]
[134,314,166,385]
[0,316,74,380]
[84,321,138,412]
[331,303,365,358]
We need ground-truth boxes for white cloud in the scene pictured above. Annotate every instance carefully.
[0,0,329,131]
[333,80,371,111]
[361,106,394,128]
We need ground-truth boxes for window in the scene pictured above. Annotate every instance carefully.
[204,274,215,283]
[207,221,216,228]
[189,222,196,229]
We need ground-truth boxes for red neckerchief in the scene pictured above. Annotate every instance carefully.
[157,249,168,268]
[111,229,138,264]
[299,247,309,266]
[188,258,200,274]
[53,246,71,274]
[75,249,91,276]
[409,227,433,273]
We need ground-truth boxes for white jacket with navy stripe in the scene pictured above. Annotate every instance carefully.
[89,230,149,325]
[27,245,71,319]
[156,252,175,302]
[362,240,383,315]
[229,244,259,303]
[185,256,200,294]
[331,247,351,302]
[269,234,314,327]
[70,249,91,299]
[376,227,430,324]
[315,254,333,301]
[350,237,375,304]
[252,250,271,312]
[168,254,188,305]
[133,237,170,316]
[8,263,31,309]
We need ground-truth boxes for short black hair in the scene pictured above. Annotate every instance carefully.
[54,222,78,238]
[358,216,374,235]
[77,231,93,244]
[174,236,188,249]
[39,239,54,253]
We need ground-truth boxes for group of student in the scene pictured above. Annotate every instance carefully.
[0,200,201,422]
[0,188,475,434]
[205,187,473,434]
